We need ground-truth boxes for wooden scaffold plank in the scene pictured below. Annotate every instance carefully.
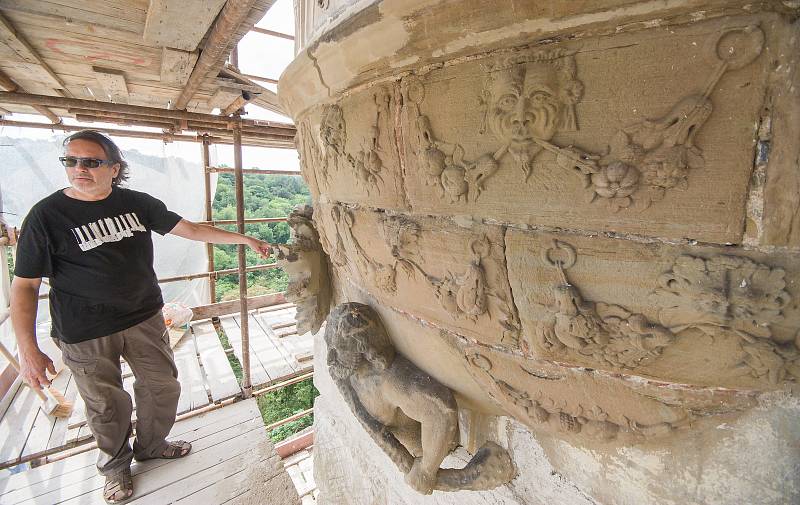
[191,321,240,401]
[172,333,210,414]
[218,316,270,387]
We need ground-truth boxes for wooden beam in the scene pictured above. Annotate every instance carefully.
[0,11,73,97]
[157,263,279,284]
[0,70,60,123]
[219,66,283,114]
[75,114,178,131]
[202,138,216,304]
[175,0,262,110]
[234,120,251,396]
[92,67,129,104]
[189,292,288,320]
[250,26,294,40]
[207,166,301,176]
[207,87,242,110]
[223,93,250,116]
[0,92,295,131]
[264,408,313,431]
[239,72,278,85]
[213,78,265,93]
[197,217,288,225]
[144,0,227,52]
[0,119,290,148]
[160,48,198,86]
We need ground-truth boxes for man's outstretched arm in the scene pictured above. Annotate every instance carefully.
[169,219,272,259]
[10,276,55,389]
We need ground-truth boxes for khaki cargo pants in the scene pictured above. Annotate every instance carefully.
[56,311,181,476]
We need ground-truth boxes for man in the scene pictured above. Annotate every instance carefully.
[10,130,272,503]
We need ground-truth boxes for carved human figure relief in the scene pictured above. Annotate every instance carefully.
[274,206,332,334]
[481,49,583,178]
[651,254,800,384]
[528,240,676,369]
[325,303,516,494]
[404,49,582,203]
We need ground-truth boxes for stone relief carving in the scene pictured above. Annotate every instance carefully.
[462,346,695,442]
[405,26,765,212]
[274,205,332,334]
[313,87,395,195]
[328,206,399,293]
[325,302,516,494]
[523,238,799,384]
[528,240,676,369]
[326,207,521,344]
[404,48,582,202]
[385,221,522,344]
[651,254,800,384]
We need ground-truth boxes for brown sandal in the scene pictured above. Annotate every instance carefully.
[104,467,133,504]
[134,440,192,461]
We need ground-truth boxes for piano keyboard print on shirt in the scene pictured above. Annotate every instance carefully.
[71,212,147,251]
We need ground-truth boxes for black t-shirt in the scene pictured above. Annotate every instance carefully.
[14,187,183,344]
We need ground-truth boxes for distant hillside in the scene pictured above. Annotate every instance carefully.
[212,172,311,301]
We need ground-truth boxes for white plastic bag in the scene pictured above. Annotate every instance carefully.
[162,303,193,329]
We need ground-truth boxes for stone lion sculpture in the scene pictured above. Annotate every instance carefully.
[324,302,516,494]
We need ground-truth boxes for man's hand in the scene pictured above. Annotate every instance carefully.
[247,237,272,260]
[18,347,56,390]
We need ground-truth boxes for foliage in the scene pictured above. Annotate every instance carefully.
[212,173,310,301]
[214,323,243,380]
[256,378,319,442]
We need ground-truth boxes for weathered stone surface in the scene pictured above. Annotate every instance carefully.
[336,283,501,414]
[312,315,800,505]
[295,83,407,209]
[314,203,519,346]
[280,1,800,504]
[323,302,516,494]
[506,230,800,389]
[400,15,772,244]
[760,17,800,248]
[275,206,332,335]
[311,327,600,505]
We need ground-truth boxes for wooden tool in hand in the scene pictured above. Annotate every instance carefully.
[0,339,73,418]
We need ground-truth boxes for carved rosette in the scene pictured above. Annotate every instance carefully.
[652,254,799,384]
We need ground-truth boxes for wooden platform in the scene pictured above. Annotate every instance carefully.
[0,306,313,470]
[0,398,300,504]
[219,305,314,388]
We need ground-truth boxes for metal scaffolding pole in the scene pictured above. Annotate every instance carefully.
[201,137,216,304]
[233,119,252,397]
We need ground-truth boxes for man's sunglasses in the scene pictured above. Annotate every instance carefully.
[59,156,110,169]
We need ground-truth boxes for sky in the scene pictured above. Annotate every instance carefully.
[0,0,300,171]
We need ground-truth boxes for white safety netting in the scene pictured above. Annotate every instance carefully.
[0,121,218,358]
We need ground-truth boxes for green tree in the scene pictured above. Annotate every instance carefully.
[211,172,310,302]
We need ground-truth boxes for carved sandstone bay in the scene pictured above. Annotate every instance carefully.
[279,2,800,503]
[507,231,800,389]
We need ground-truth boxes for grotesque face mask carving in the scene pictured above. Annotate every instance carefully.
[483,51,582,176]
